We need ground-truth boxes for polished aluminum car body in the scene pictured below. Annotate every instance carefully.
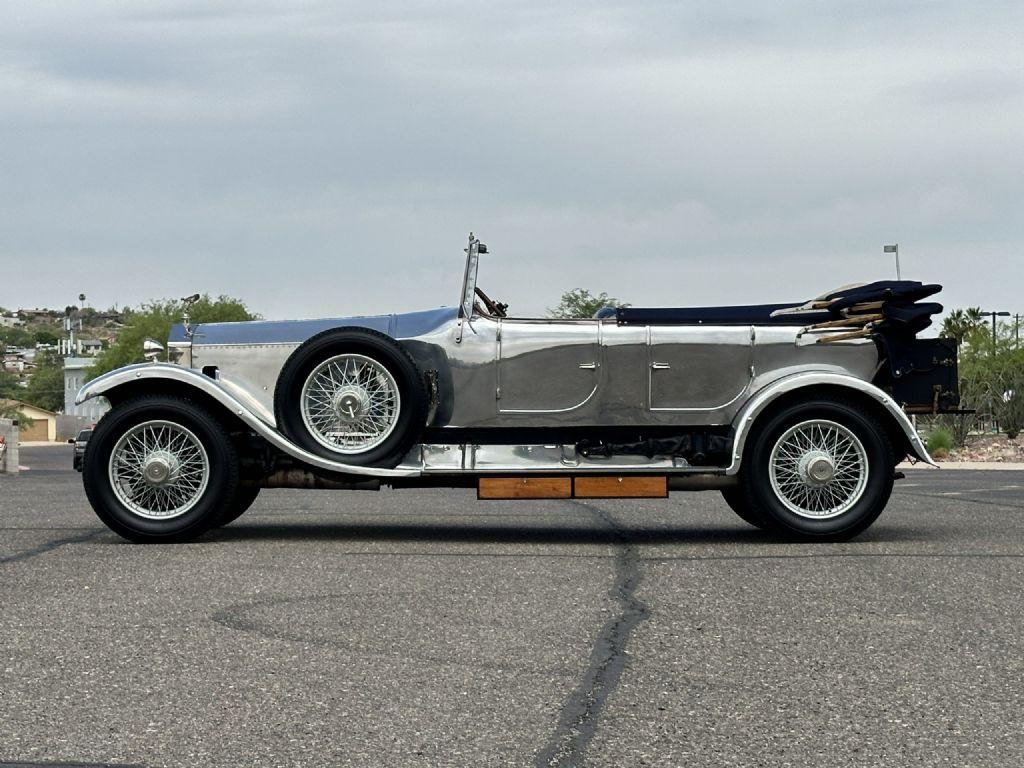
[78,235,936,481]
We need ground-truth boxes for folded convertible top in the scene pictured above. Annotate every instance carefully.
[616,280,942,332]
[613,303,827,326]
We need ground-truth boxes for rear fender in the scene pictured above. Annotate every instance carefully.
[727,372,934,474]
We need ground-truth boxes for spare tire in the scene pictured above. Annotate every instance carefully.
[275,328,428,467]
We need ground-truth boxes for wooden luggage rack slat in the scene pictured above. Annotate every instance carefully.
[478,476,668,500]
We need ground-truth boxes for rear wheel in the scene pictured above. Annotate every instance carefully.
[738,397,895,541]
[82,396,239,543]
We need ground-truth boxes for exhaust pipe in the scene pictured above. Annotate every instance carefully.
[259,469,381,491]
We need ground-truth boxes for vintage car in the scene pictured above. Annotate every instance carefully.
[77,234,959,543]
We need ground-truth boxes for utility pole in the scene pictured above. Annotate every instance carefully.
[982,310,1011,435]
[883,244,901,280]
[1015,314,1022,347]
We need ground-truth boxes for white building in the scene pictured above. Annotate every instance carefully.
[80,339,104,356]
[64,357,109,423]
[0,315,23,328]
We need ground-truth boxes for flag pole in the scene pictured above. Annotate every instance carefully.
[883,244,901,280]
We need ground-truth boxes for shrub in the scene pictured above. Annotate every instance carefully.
[927,428,955,456]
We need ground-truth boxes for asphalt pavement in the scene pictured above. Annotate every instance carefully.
[1,445,1022,767]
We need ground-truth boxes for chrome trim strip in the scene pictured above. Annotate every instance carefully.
[76,364,420,478]
[649,384,750,413]
[497,383,600,415]
[726,371,935,475]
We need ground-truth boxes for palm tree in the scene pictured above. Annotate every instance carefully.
[941,307,984,346]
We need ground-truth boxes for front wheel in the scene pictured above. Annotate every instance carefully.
[82,396,239,543]
[737,397,895,541]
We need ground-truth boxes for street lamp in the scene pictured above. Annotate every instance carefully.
[883,244,901,280]
[982,310,1011,350]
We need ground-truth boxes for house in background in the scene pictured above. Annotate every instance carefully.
[0,400,57,442]
[64,357,109,424]
[79,339,104,356]
[2,350,29,374]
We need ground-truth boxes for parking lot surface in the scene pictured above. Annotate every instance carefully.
[2,446,1023,767]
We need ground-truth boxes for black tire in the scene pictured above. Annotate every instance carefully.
[275,328,428,467]
[739,396,895,541]
[82,395,239,543]
[720,486,773,530]
[216,485,261,527]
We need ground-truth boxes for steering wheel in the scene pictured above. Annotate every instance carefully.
[474,287,508,318]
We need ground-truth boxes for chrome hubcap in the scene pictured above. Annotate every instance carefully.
[803,453,836,485]
[769,419,869,519]
[108,421,210,520]
[300,354,401,455]
[141,451,178,485]
[333,384,371,421]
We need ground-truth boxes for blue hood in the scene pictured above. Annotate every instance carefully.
[169,306,459,345]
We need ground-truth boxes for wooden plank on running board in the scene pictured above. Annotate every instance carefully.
[478,477,572,500]
[573,476,668,499]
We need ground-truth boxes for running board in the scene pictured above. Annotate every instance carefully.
[398,443,714,475]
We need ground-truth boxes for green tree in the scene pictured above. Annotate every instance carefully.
[23,350,65,413]
[548,289,629,319]
[938,320,1024,443]
[0,326,33,349]
[940,307,984,346]
[89,295,257,380]
[34,329,59,346]
[0,369,22,400]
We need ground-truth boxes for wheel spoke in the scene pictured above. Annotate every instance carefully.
[108,420,211,520]
[300,354,402,455]
[768,419,870,520]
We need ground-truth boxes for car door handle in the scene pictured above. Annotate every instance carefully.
[651,362,672,370]
[579,362,599,370]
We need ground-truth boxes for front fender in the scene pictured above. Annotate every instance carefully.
[727,372,934,474]
[77,363,420,478]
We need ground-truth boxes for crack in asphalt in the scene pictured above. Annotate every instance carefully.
[0,529,105,566]
[534,501,650,768]
[210,594,572,674]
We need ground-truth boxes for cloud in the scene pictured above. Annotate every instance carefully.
[0,0,1021,319]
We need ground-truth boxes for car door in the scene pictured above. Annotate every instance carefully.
[497,320,601,412]
[648,326,753,412]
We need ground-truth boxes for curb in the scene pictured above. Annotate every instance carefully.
[899,462,1024,471]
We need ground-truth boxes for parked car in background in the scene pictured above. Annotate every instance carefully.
[75,234,960,544]
[71,429,93,472]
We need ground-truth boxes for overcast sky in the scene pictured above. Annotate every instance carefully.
[2,1,1022,321]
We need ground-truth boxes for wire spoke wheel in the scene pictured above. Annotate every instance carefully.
[768,419,869,520]
[107,420,211,520]
[300,353,402,455]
